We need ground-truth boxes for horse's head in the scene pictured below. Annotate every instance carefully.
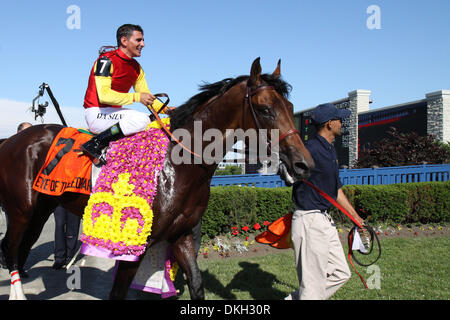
[243,57,314,185]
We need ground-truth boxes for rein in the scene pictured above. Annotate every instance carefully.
[302,179,381,289]
[146,94,203,159]
[148,81,300,163]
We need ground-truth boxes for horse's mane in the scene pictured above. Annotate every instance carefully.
[170,73,292,131]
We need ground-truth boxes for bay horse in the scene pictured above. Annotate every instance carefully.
[0,58,313,300]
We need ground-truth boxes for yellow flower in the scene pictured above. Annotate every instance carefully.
[82,173,154,248]
[169,262,179,282]
[147,117,170,130]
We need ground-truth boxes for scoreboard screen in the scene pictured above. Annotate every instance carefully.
[358,102,427,154]
[294,99,428,168]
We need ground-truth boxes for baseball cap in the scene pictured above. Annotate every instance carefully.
[310,103,351,124]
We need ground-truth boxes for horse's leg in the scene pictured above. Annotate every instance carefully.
[9,270,23,300]
[109,260,143,300]
[17,198,57,276]
[0,194,56,299]
[1,209,32,300]
[171,233,204,300]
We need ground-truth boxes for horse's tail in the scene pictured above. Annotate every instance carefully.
[0,137,11,217]
[0,138,7,268]
[0,138,7,218]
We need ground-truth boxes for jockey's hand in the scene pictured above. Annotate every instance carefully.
[140,92,156,107]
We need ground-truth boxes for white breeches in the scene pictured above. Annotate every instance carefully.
[84,107,151,136]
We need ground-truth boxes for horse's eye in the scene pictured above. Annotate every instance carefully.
[259,106,274,118]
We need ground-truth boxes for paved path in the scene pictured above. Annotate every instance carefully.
[0,213,142,300]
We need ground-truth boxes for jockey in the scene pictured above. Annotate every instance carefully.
[81,24,172,161]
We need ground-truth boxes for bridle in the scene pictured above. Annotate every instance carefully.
[147,80,301,163]
[243,81,300,156]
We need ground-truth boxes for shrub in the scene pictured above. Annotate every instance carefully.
[332,185,409,224]
[201,181,450,238]
[355,127,450,168]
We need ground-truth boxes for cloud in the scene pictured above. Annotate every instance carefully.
[0,99,85,138]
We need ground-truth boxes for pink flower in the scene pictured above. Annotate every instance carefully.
[242,226,249,232]
[253,223,261,230]
[81,127,170,258]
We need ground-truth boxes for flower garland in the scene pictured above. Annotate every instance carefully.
[166,259,179,282]
[81,119,170,257]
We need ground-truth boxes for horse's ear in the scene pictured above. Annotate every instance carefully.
[272,59,281,78]
[249,57,262,86]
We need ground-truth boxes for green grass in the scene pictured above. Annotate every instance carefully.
[136,236,450,300]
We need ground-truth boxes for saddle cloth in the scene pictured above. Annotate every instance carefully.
[121,240,178,298]
[33,127,93,196]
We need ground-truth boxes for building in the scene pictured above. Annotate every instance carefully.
[293,89,450,168]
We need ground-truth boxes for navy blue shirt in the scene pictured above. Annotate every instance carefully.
[293,134,343,211]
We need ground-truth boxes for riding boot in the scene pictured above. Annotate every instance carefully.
[81,123,125,163]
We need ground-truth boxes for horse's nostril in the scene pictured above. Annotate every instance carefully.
[294,161,310,175]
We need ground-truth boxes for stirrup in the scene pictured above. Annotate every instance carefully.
[80,123,124,165]
[84,151,107,166]
[87,149,107,166]
[96,152,107,166]
[80,142,106,165]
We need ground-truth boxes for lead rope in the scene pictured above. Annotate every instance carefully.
[302,179,382,289]
[347,230,368,289]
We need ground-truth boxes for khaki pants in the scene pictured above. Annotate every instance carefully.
[291,209,351,300]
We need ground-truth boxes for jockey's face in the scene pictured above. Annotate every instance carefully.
[121,30,145,58]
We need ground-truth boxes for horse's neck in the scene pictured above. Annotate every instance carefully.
[194,83,245,157]
[168,83,246,175]
[194,82,245,138]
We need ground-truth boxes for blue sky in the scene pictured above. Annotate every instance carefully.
[0,0,449,137]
